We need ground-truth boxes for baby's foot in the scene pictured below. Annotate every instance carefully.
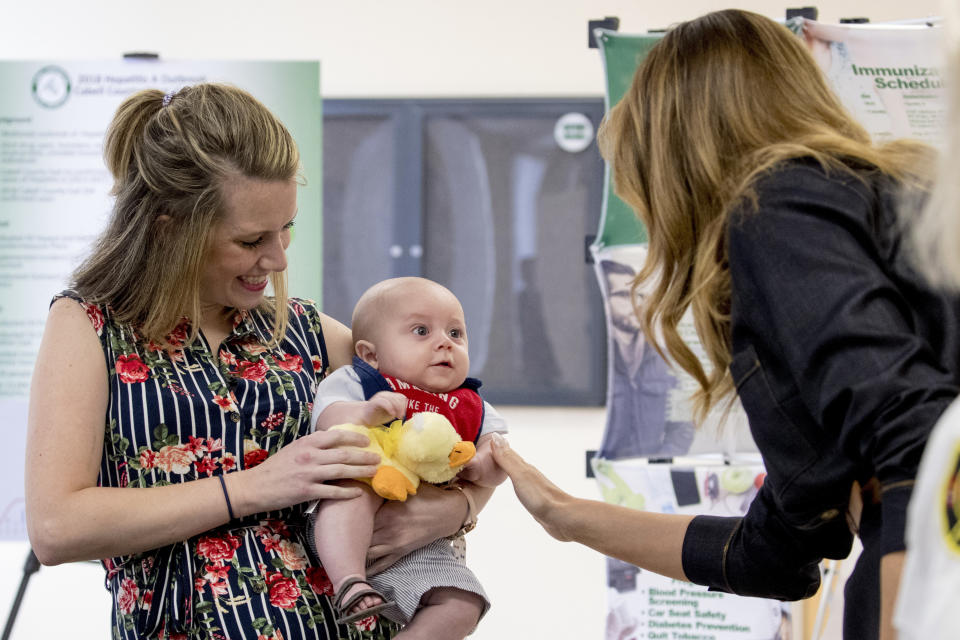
[334,575,386,622]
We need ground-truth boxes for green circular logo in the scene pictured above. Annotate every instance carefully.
[31,65,71,108]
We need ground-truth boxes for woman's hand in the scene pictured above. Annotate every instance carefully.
[230,429,381,517]
[488,433,574,541]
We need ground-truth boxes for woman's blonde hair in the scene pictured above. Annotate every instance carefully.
[73,83,300,345]
[598,9,933,424]
[910,2,960,289]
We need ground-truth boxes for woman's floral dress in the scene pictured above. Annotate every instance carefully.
[56,292,399,640]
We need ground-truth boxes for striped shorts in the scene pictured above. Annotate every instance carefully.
[367,538,490,626]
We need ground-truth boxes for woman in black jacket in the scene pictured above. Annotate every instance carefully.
[491,9,954,640]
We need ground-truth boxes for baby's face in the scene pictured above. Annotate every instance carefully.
[370,284,470,393]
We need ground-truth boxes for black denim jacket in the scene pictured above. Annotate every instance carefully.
[681,158,960,604]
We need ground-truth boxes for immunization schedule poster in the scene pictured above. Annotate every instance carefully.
[800,19,945,143]
[0,60,321,539]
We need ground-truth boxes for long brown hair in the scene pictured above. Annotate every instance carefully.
[599,9,933,424]
[72,83,300,346]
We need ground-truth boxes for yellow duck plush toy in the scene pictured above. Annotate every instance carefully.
[331,412,476,501]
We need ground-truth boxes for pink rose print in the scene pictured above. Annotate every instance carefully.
[116,354,150,384]
[117,577,139,615]
[142,590,153,610]
[305,567,333,596]
[194,456,218,476]
[213,393,237,410]
[262,519,290,538]
[195,575,207,593]
[274,353,303,373]
[196,534,241,564]
[155,445,196,474]
[220,350,238,367]
[354,615,377,631]
[165,321,189,348]
[185,436,207,456]
[291,301,306,316]
[277,540,308,571]
[139,449,157,470]
[220,453,237,472]
[239,340,268,356]
[82,303,105,335]
[265,572,301,610]
[311,356,322,372]
[237,359,270,383]
[207,579,229,597]
[104,558,120,581]
[259,532,282,554]
[261,412,284,430]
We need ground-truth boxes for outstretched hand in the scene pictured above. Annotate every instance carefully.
[488,433,574,542]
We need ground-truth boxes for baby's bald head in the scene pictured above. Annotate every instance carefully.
[351,277,460,346]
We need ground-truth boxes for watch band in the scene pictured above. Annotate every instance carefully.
[446,483,477,537]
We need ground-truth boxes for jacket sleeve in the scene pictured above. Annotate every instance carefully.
[682,491,822,600]
[724,161,956,557]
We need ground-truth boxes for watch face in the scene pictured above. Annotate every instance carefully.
[32,65,71,108]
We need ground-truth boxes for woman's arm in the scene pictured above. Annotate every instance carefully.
[488,434,692,581]
[319,312,355,370]
[26,299,381,565]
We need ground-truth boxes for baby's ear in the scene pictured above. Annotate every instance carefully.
[355,340,379,369]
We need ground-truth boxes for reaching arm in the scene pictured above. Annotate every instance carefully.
[25,299,381,565]
[489,433,691,581]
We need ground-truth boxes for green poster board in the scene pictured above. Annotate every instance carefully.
[594,29,662,248]
[0,60,321,539]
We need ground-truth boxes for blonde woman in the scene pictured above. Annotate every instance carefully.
[491,9,956,640]
[25,84,483,639]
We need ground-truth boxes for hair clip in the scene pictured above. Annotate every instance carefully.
[162,89,177,108]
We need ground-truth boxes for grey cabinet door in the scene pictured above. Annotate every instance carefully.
[323,99,606,405]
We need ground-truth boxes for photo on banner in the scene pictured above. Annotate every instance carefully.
[0,60,321,540]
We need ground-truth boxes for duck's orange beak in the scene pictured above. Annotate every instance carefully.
[449,441,476,468]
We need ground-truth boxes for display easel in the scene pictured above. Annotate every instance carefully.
[2,550,39,640]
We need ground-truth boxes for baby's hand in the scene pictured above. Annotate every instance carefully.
[460,435,508,487]
[361,391,408,426]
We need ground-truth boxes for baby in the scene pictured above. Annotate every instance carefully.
[310,277,507,639]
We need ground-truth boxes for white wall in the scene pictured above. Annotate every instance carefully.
[0,1,943,638]
[0,1,943,98]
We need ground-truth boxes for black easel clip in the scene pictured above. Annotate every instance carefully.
[588,17,620,48]
[786,6,818,21]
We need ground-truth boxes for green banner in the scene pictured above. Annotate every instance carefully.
[594,29,662,248]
